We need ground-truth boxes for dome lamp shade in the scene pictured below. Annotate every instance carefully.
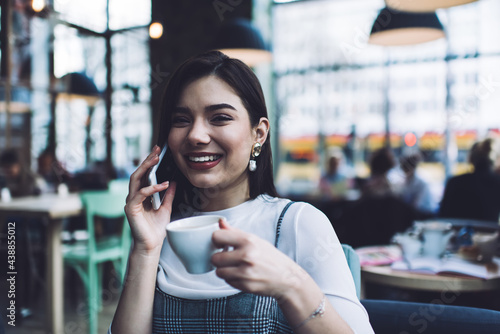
[369,8,445,46]
[385,0,478,13]
[56,72,101,105]
[210,18,272,66]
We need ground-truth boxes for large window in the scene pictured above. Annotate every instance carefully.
[273,0,500,197]
[49,0,152,172]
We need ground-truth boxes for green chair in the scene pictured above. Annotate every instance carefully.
[63,190,130,334]
[108,178,130,194]
[341,244,361,298]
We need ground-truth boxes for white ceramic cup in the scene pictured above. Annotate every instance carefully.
[472,232,499,263]
[166,215,223,274]
[392,233,422,260]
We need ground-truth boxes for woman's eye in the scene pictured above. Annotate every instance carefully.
[171,116,190,125]
[211,114,233,123]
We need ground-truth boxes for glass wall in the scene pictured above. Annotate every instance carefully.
[51,0,152,173]
[0,0,153,174]
[273,0,500,201]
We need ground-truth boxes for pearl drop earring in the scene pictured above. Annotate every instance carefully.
[249,143,262,172]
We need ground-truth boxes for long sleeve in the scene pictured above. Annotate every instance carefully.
[280,202,374,333]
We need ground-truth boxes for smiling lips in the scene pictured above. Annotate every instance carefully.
[186,154,222,170]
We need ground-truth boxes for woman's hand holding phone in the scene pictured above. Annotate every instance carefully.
[148,145,169,210]
[125,145,176,254]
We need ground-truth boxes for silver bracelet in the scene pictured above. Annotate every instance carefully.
[292,295,326,330]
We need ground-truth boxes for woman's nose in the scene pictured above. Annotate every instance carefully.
[187,119,211,145]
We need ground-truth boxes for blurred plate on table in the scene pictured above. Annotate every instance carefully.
[356,245,402,266]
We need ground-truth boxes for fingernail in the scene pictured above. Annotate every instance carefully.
[161,181,169,186]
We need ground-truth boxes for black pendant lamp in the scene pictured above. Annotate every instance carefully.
[210,18,272,66]
[56,72,101,106]
[368,8,445,46]
[385,0,478,13]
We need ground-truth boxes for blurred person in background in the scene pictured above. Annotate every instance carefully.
[439,138,500,222]
[319,147,351,200]
[361,147,396,198]
[0,148,43,198]
[72,159,117,191]
[337,147,414,248]
[37,148,72,193]
[397,153,436,218]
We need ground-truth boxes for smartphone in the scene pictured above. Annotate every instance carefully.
[148,145,172,210]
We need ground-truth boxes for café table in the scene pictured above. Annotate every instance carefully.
[361,264,500,297]
[359,246,500,303]
[0,193,83,334]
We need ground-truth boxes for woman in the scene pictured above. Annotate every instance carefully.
[439,138,500,221]
[110,51,373,333]
[361,147,395,199]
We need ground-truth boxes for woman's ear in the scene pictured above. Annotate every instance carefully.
[254,117,270,145]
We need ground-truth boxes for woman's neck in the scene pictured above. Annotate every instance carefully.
[196,183,251,212]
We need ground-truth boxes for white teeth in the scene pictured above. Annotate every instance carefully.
[189,155,220,162]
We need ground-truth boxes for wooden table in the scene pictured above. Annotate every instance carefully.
[361,264,500,297]
[0,193,83,334]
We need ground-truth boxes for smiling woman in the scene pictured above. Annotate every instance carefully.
[167,75,269,210]
[158,51,278,210]
[109,51,374,334]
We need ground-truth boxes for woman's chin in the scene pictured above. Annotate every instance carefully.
[188,177,220,190]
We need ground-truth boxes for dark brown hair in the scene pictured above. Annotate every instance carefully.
[157,51,278,212]
[469,138,496,171]
[369,147,396,176]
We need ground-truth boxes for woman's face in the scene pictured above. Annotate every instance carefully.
[168,75,266,197]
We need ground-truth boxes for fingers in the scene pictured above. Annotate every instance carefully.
[215,268,247,289]
[126,145,166,210]
[219,217,231,230]
[129,145,161,193]
[211,226,248,249]
[211,223,251,267]
[159,181,176,212]
[127,181,170,209]
[211,248,248,268]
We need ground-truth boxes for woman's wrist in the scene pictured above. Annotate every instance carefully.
[275,263,311,304]
[125,246,162,283]
[292,294,326,330]
[275,268,327,329]
[131,241,163,257]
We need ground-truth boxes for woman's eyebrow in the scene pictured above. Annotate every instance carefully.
[205,103,237,112]
[172,106,190,114]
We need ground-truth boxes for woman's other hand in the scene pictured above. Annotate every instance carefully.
[211,219,308,301]
[125,145,176,254]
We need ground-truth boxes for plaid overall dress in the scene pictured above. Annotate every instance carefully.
[152,202,295,334]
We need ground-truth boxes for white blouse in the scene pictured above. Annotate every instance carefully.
[155,194,374,333]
